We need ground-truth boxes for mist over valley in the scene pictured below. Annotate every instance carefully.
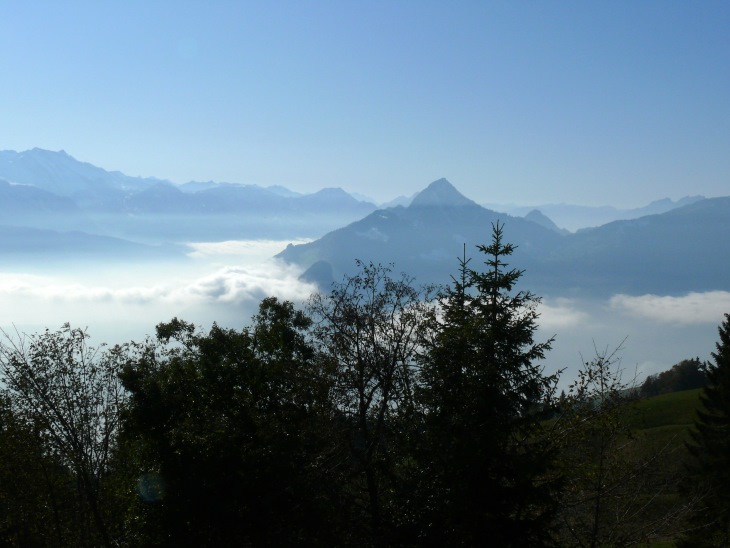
[0,149,726,384]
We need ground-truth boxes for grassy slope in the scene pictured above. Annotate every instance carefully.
[551,389,704,547]
[631,388,703,431]
[626,389,704,547]
[628,388,704,455]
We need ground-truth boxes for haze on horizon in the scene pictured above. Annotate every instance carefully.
[0,232,722,390]
[1,1,729,208]
[1,2,729,388]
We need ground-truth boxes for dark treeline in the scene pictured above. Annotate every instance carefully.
[640,357,708,398]
[0,224,728,546]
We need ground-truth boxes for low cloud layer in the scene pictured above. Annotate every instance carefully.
[610,291,730,325]
[538,298,590,330]
[0,257,317,343]
[183,263,316,305]
[0,247,725,388]
[186,239,311,261]
[0,261,314,308]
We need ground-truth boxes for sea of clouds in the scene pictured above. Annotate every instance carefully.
[0,240,315,344]
[0,240,726,387]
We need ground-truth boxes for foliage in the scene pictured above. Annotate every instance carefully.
[685,314,730,546]
[0,325,130,547]
[554,345,702,547]
[0,394,70,545]
[641,358,708,398]
[308,261,434,544]
[1,227,722,546]
[416,223,559,546]
[119,298,338,546]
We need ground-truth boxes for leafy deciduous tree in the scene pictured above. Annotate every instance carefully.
[0,394,71,545]
[308,261,434,544]
[119,298,337,546]
[0,325,129,547]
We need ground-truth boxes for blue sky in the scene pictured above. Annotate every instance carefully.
[1,1,728,207]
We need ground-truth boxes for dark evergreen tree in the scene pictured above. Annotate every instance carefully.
[416,223,559,546]
[685,314,730,546]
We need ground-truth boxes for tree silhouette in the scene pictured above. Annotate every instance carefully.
[308,261,434,544]
[0,325,130,547]
[417,222,559,546]
[686,314,730,545]
[119,299,336,546]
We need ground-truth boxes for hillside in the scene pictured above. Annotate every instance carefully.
[278,180,730,297]
[278,179,563,288]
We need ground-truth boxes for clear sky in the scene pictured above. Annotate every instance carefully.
[1,1,728,207]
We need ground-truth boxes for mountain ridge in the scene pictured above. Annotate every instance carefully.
[0,148,378,242]
[277,182,730,298]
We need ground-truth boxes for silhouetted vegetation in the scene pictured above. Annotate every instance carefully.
[641,357,708,398]
[0,225,724,546]
[415,224,559,546]
[684,314,730,546]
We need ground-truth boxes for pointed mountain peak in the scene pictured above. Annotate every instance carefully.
[409,178,476,208]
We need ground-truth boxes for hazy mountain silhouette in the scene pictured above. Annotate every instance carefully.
[0,148,377,243]
[278,180,730,297]
[490,196,705,232]
[409,178,478,208]
[0,148,163,198]
[2,148,725,294]
[537,197,730,295]
[280,179,562,289]
[0,178,96,232]
[524,209,569,235]
[0,224,184,265]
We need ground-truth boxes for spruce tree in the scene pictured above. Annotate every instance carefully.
[417,222,559,546]
[686,314,730,545]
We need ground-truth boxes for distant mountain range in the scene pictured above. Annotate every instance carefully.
[277,179,730,297]
[384,182,703,232]
[0,224,184,273]
[0,148,721,290]
[0,149,378,255]
[484,197,705,232]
